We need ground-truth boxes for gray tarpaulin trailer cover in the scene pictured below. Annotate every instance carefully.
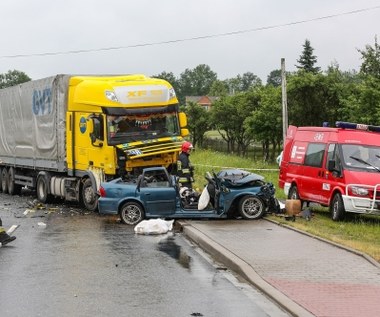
[0,75,70,172]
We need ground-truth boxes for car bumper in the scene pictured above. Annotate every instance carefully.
[98,198,119,215]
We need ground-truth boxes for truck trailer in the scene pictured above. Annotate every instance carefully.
[0,74,189,211]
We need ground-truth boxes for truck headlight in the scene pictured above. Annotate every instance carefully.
[169,88,176,99]
[105,90,119,102]
[351,186,369,196]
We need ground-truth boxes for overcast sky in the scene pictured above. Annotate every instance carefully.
[1,1,379,83]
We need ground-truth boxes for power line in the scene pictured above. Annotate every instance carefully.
[1,5,379,59]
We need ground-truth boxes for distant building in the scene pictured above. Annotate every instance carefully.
[185,96,219,111]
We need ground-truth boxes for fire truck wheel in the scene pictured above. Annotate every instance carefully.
[330,193,345,221]
[288,185,300,200]
[1,168,8,194]
[120,201,144,225]
[7,167,22,195]
[238,195,266,220]
[82,178,98,212]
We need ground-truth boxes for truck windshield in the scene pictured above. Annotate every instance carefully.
[342,144,380,172]
[107,111,180,144]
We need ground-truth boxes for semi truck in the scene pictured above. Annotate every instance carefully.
[0,74,189,211]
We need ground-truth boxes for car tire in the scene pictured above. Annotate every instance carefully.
[120,201,145,225]
[330,192,345,221]
[238,195,265,220]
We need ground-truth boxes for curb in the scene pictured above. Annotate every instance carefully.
[179,221,314,317]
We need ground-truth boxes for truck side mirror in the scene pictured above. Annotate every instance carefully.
[179,112,187,128]
[90,132,103,147]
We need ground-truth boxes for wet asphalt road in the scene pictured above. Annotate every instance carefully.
[0,191,289,317]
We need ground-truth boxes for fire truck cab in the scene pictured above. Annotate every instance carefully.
[279,122,380,220]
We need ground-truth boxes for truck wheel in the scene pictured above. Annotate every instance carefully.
[1,168,8,194]
[82,178,98,212]
[288,185,300,200]
[120,201,144,225]
[7,167,22,195]
[37,175,53,203]
[238,195,265,220]
[330,192,345,221]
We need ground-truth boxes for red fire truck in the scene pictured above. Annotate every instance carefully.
[279,122,380,220]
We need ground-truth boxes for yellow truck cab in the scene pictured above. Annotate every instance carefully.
[0,74,188,211]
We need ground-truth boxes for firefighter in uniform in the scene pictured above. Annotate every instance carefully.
[177,141,194,189]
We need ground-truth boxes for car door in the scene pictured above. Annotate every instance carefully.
[299,142,327,203]
[138,170,177,216]
[139,186,177,216]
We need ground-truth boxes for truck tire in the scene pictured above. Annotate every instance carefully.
[82,178,98,212]
[238,195,266,220]
[7,167,22,195]
[330,192,345,221]
[37,175,53,203]
[0,168,2,192]
[120,201,144,225]
[1,168,8,194]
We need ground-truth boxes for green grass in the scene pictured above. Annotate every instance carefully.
[191,148,281,193]
[190,148,380,262]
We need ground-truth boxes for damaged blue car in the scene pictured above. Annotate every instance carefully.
[98,166,279,225]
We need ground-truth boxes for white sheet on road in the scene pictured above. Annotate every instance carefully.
[134,219,174,235]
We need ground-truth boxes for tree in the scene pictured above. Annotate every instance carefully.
[178,64,217,104]
[183,101,211,148]
[208,80,229,96]
[210,96,238,152]
[287,72,330,127]
[0,70,31,89]
[225,72,262,94]
[266,69,282,87]
[358,35,380,79]
[245,86,282,161]
[210,92,258,156]
[296,39,320,74]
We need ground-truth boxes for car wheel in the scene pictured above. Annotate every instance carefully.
[7,167,22,195]
[120,202,144,225]
[238,195,265,220]
[82,178,98,212]
[330,192,345,221]
[1,168,8,194]
[288,185,300,200]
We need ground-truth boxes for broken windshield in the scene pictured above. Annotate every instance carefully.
[107,111,180,144]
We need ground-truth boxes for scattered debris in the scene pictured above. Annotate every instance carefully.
[6,225,20,235]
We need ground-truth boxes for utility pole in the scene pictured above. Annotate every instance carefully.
[281,58,288,146]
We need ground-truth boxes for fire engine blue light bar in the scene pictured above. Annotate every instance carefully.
[336,121,380,133]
